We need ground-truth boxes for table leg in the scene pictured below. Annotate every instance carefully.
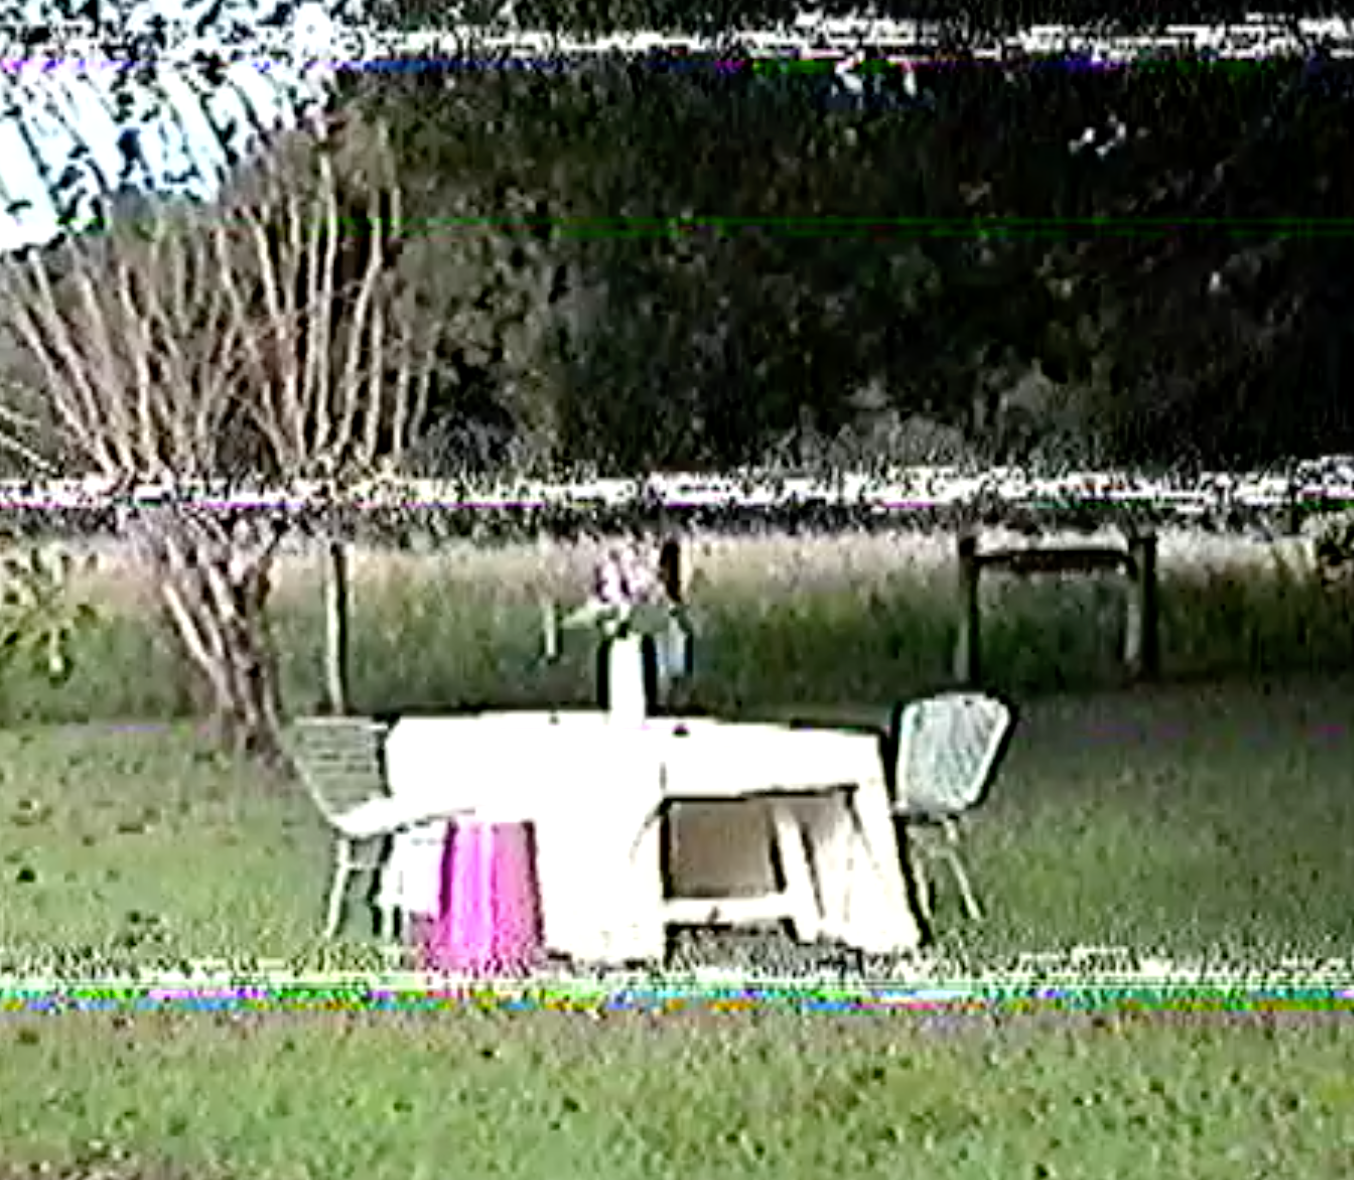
[625,807,667,961]
[534,806,667,965]
[770,803,822,943]
[841,777,923,955]
[798,792,855,946]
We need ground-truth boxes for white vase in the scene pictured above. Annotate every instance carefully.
[607,632,648,725]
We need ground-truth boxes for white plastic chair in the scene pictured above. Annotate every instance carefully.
[286,716,469,940]
[888,692,1014,924]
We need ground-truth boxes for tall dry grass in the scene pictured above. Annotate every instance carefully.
[11,525,1351,725]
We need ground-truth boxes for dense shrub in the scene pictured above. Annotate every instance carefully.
[1311,510,1354,594]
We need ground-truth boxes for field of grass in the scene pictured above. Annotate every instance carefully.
[2,673,1352,967]
[9,525,1354,724]
[0,525,1351,963]
[2,1005,1354,1180]
[2,526,1353,1178]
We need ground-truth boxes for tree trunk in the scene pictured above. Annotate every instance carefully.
[132,507,290,772]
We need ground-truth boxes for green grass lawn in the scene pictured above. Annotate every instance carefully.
[2,673,1353,1177]
[3,527,1354,1178]
[1,673,1352,967]
[1,1006,1353,1180]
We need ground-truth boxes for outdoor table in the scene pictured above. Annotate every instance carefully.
[655,718,917,955]
[381,711,921,965]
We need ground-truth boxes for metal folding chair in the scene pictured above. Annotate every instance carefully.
[888,692,1015,924]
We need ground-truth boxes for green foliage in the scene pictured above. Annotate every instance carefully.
[0,546,102,685]
[331,53,1354,476]
[6,23,1354,479]
[1311,510,1354,594]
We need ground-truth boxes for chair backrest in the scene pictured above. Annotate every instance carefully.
[286,716,390,825]
[889,692,1014,817]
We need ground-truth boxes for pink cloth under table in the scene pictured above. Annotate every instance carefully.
[415,820,544,976]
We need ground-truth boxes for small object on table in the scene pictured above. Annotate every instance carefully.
[541,598,559,662]
[417,821,544,976]
[595,602,669,717]
[603,629,652,724]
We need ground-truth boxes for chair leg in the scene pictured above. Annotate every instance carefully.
[941,820,982,922]
[942,850,983,922]
[325,840,353,940]
[911,853,933,924]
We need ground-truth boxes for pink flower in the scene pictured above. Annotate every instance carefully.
[594,550,628,606]
[594,543,657,607]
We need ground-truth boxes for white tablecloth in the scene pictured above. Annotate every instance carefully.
[380,711,921,963]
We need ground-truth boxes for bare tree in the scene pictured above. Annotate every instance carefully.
[0,110,440,767]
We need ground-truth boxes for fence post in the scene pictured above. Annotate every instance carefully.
[1125,531,1159,682]
[954,533,980,686]
[1284,478,1301,537]
[321,535,350,716]
[1140,532,1159,680]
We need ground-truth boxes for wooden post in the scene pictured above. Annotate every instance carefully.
[321,534,350,716]
[1125,531,1159,683]
[1140,532,1159,681]
[1284,480,1301,538]
[954,533,980,686]
[658,535,683,604]
[1124,534,1143,679]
